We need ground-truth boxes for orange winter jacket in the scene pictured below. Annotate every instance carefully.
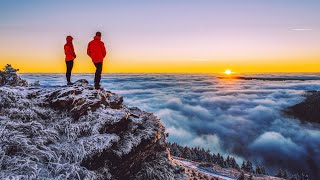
[64,36,76,61]
[87,36,107,63]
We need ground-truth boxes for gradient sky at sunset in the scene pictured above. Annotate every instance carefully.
[0,0,319,73]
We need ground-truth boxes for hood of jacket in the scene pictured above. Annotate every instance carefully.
[94,36,101,41]
[66,36,73,43]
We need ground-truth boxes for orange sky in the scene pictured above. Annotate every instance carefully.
[3,56,319,74]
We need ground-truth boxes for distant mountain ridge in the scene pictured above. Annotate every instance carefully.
[218,76,320,81]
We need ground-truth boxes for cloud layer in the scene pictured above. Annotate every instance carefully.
[23,73,320,177]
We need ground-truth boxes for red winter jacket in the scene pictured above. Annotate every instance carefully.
[87,36,107,63]
[64,36,76,61]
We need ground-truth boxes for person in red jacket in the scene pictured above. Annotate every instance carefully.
[64,35,76,85]
[87,32,107,89]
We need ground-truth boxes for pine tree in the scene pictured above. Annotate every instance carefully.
[238,171,245,180]
[290,174,299,180]
[261,166,266,175]
[226,156,230,166]
[276,169,284,178]
[231,157,240,170]
[283,170,289,179]
[255,166,260,175]
[223,161,228,168]
[245,161,253,173]
[241,161,246,170]
[255,165,266,175]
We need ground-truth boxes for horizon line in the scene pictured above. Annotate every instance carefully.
[19,71,320,74]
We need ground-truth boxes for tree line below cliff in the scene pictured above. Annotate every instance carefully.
[168,142,309,180]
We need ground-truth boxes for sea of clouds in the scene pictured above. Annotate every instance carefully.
[22,73,320,177]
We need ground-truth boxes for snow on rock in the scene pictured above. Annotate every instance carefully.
[0,64,27,86]
[0,65,184,179]
[31,79,124,119]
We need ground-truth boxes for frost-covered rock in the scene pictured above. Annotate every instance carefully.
[0,64,27,86]
[0,70,184,179]
[28,79,123,119]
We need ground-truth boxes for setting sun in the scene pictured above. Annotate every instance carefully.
[225,69,232,75]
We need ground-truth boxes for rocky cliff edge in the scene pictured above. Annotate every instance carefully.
[0,65,185,179]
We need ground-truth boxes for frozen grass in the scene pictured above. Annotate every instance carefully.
[0,81,180,179]
[0,65,183,179]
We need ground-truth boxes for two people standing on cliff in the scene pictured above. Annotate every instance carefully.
[64,32,107,89]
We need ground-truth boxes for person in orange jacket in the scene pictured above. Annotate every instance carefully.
[64,35,76,85]
[87,31,107,89]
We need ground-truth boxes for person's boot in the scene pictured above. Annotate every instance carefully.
[67,81,73,85]
[95,84,101,90]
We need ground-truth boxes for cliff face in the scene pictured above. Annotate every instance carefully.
[0,69,184,179]
[284,91,320,124]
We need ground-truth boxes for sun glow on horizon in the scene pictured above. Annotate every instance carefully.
[225,69,232,75]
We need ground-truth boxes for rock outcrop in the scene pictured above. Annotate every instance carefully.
[284,91,320,124]
[0,64,27,86]
[0,66,185,179]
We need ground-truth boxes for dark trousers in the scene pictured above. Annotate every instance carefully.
[94,62,103,86]
[66,60,74,83]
